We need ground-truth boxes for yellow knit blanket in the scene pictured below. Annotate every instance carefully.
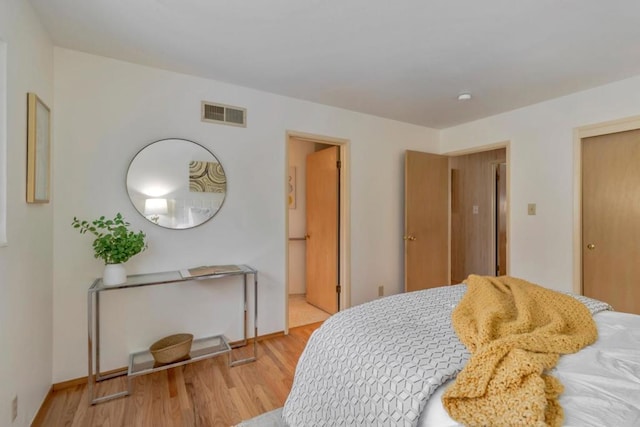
[442,275,598,427]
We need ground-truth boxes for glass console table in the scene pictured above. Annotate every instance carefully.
[87,264,258,405]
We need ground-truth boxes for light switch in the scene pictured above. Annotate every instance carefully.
[472,205,479,214]
[528,203,536,215]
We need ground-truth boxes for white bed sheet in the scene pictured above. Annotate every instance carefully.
[417,311,640,427]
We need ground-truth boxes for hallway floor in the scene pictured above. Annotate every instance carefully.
[288,294,331,328]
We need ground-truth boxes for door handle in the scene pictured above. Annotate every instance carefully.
[403,235,416,241]
[586,243,595,250]
[305,234,311,240]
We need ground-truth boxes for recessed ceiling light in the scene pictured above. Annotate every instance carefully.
[457,93,472,101]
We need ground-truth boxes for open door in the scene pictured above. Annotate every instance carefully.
[306,146,340,314]
[405,150,449,292]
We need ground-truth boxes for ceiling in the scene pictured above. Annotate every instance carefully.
[29,0,640,129]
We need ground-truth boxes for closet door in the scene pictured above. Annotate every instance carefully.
[582,129,640,314]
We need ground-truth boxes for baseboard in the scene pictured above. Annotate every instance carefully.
[229,330,284,346]
[30,386,53,427]
[290,321,324,331]
[52,366,127,392]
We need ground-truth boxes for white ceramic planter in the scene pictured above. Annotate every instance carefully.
[103,263,127,286]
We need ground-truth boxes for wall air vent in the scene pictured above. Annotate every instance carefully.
[201,101,247,127]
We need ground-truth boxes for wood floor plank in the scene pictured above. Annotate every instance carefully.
[58,386,83,426]
[254,384,279,412]
[169,366,193,426]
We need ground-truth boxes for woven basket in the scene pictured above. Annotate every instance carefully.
[150,333,193,364]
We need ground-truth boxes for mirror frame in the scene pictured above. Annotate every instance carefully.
[126,138,227,229]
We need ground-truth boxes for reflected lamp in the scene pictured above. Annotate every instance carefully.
[144,198,168,223]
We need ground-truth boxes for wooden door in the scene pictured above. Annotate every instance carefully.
[306,146,339,314]
[405,150,449,292]
[583,129,640,314]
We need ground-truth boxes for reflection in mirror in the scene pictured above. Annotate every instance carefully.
[126,138,226,229]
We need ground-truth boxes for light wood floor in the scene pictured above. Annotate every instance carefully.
[288,294,331,328]
[34,322,322,427]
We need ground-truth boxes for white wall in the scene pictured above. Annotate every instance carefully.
[52,48,440,381]
[0,41,6,246]
[0,0,54,425]
[441,74,640,292]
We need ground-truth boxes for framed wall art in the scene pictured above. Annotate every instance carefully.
[288,166,296,209]
[26,92,50,203]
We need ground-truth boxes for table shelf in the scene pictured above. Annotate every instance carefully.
[128,334,231,377]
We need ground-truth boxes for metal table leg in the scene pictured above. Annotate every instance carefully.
[88,287,129,404]
[229,271,258,366]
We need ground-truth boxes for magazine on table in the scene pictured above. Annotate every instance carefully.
[179,264,242,278]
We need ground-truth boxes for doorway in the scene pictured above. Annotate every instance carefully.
[450,148,507,283]
[286,132,350,332]
[404,145,509,290]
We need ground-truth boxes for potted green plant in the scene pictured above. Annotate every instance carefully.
[72,213,147,285]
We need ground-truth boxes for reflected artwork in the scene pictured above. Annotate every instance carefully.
[189,161,226,193]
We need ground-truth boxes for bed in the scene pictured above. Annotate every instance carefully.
[282,277,640,426]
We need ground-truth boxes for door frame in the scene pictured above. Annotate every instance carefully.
[491,161,507,276]
[284,130,351,334]
[443,141,511,282]
[573,114,640,294]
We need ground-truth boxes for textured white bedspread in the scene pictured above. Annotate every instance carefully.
[284,285,470,426]
[283,284,613,427]
[418,310,640,427]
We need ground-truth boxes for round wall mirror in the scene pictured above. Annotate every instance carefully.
[126,138,226,229]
